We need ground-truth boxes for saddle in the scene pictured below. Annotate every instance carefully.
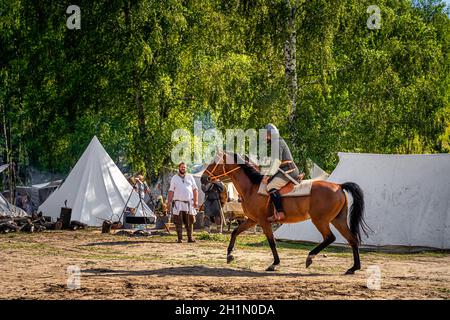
[257,174,313,197]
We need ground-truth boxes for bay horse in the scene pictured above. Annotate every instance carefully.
[202,151,370,274]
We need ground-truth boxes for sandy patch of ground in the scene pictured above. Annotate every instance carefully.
[0,229,448,300]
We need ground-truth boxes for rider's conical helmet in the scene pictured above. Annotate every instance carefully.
[265,123,279,136]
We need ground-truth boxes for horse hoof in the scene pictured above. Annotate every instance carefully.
[345,269,355,275]
[266,265,276,272]
[227,255,234,264]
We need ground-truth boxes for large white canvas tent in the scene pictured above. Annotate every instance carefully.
[38,136,154,226]
[274,153,450,249]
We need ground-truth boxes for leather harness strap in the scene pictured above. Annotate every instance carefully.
[204,154,241,180]
[205,166,240,180]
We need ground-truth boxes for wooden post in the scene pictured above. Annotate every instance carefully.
[102,220,112,233]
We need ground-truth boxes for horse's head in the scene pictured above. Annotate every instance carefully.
[201,150,243,183]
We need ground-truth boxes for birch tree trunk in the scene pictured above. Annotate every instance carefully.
[124,1,153,181]
[284,0,308,172]
[285,0,298,123]
[134,80,154,180]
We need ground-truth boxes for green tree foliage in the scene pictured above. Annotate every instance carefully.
[0,0,448,182]
[291,0,449,170]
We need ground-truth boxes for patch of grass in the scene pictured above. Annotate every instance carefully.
[0,232,34,240]
[436,287,450,295]
[202,251,220,255]
[364,250,449,261]
[1,233,20,239]
[0,241,52,251]
[75,245,124,255]
[197,232,229,242]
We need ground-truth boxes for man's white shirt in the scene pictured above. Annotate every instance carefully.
[169,174,198,215]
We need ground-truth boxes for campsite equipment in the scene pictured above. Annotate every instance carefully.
[122,209,134,229]
[163,206,175,234]
[163,217,174,233]
[275,152,450,249]
[0,214,63,233]
[0,221,19,233]
[43,220,62,230]
[16,180,62,213]
[153,195,169,229]
[203,151,370,274]
[216,197,225,234]
[125,216,153,225]
[38,136,155,226]
[59,207,72,229]
[69,220,87,230]
[194,211,204,229]
[118,179,152,230]
[155,214,169,229]
[102,220,112,233]
[133,229,151,236]
[111,221,122,229]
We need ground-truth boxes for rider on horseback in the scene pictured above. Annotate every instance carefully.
[263,123,301,222]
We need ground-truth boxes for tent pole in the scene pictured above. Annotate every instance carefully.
[118,187,134,224]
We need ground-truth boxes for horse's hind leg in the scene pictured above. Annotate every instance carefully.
[306,220,336,268]
[227,219,256,263]
[331,212,361,275]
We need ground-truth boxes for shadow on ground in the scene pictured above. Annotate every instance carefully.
[81,265,331,278]
[81,239,186,246]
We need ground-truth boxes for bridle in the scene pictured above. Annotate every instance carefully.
[204,152,240,181]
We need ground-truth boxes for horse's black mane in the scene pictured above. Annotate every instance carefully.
[230,153,263,184]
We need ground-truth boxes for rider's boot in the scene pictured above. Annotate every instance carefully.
[268,189,285,222]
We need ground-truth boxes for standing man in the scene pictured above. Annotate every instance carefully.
[167,162,198,243]
[201,176,225,233]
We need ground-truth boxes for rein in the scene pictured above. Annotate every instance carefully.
[204,156,241,180]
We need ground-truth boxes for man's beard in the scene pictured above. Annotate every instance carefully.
[179,170,186,175]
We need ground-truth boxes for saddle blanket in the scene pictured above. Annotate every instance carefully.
[257,179,313,197]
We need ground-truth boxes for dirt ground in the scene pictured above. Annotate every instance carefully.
[0,228,449,300]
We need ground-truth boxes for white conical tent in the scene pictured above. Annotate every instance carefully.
[192,165,206,205]
[310,162,329,180]
[38,136,154,226]
[274,152,450,249]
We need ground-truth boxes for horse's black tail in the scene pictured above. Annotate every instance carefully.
[341,182,371,245]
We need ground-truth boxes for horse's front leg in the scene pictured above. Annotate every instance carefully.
[227,219,257,263]
[261,222,280,271]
